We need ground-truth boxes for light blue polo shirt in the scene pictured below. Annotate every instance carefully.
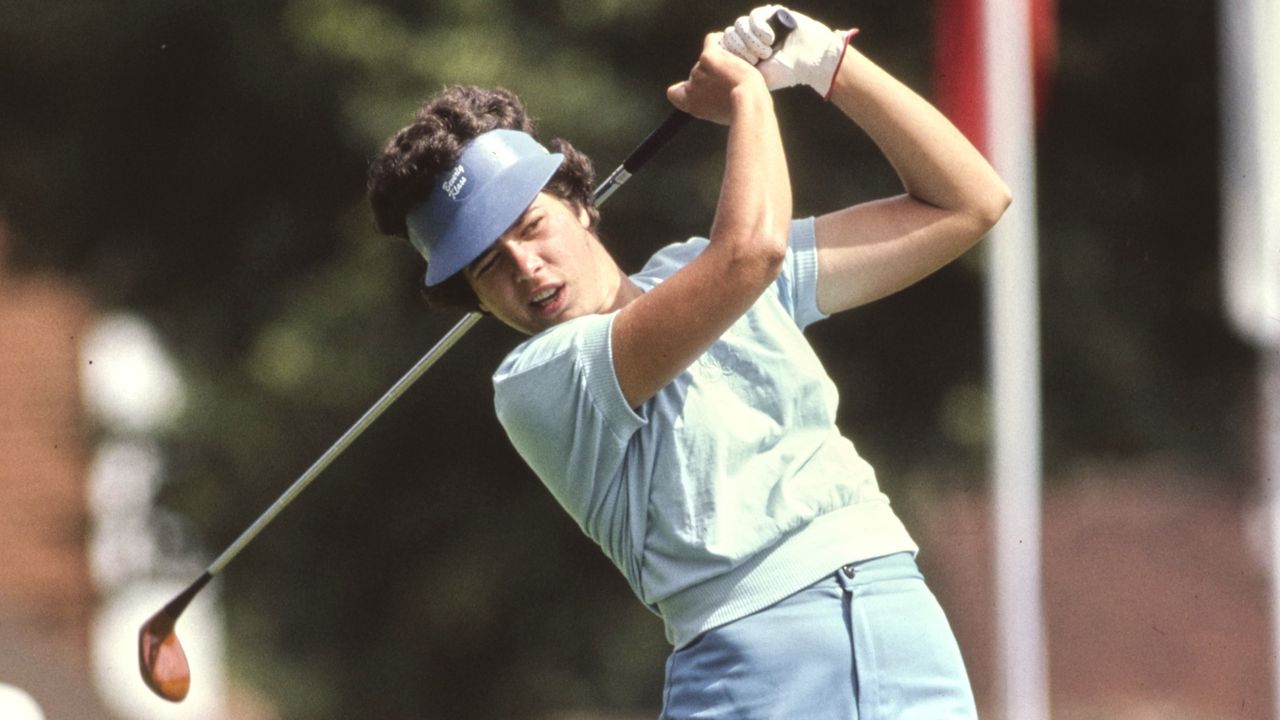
[492,217,917,647]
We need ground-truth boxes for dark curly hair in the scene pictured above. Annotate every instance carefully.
[368,85,598,311]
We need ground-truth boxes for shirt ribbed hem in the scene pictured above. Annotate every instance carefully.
[656,501,918,648]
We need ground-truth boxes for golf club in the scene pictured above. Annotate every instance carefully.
[138,9,796,703]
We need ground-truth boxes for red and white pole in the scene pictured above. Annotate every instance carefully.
[983,0,1050,712]
[1220,2,1280,718]
[935,0,1054,714]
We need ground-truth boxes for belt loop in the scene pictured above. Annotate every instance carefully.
[836,563,857,592]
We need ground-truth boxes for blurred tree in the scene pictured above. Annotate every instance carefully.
[0,0,1255,717]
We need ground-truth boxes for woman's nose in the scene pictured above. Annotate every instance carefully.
[505,241,542,278]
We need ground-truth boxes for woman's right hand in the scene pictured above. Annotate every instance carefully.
[667,33,770,125]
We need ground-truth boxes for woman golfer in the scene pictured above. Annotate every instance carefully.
[369,5,1009,718]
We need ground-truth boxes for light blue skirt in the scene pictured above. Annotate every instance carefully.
[659,552,977,719]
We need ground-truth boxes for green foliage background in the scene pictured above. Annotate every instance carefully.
[0,0,1253,717]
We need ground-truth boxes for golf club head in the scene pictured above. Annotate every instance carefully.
[138,573,210,702]
[138,606,191,702]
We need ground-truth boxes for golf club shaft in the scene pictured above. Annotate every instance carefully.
[207,311,482,576]
[201,114,682,580]
[594,110,692,206]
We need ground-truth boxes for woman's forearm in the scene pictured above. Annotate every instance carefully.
[708,81,792,280]
[829,48,1011,225]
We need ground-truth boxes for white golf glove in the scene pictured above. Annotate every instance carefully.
[720,5,857,99]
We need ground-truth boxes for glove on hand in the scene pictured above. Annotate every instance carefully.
[720,5,857,99]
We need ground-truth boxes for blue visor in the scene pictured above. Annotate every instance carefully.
[405,129,564,287]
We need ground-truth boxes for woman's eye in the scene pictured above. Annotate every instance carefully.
[472,253,497,277]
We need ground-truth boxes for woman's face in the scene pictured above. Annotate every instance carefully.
[463,192,616,336]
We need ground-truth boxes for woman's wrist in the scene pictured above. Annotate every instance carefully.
[728,75,774,120]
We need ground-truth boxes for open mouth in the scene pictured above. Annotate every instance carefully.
[530,286,562,310]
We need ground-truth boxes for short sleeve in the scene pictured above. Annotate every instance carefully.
[492,313,643,529]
